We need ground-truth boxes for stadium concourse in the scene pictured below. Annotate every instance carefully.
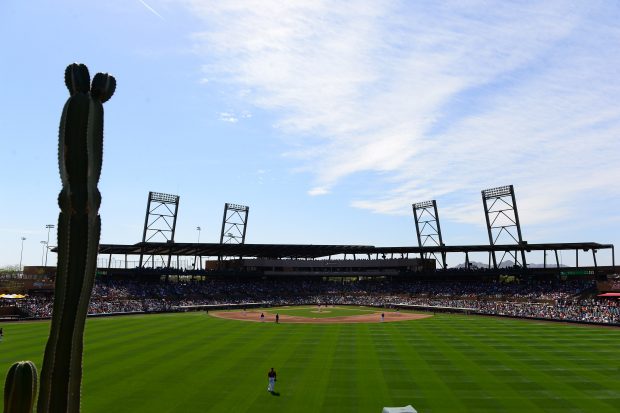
[3,278,619,325]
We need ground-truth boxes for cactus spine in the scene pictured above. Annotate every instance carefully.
[34,63,116,413]
[3,361,37,413]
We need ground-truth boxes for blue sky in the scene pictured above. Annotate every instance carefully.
[1,0,619,268]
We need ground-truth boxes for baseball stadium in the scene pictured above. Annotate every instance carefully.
[5,3,620,413]
[2,189,619,413]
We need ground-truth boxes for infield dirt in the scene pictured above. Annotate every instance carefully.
[211,310,432,323]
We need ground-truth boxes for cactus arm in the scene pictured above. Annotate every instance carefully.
[86,93,105,197]
[4,361,37,413]
[67,92,106,411]
[66,216,99,412]
[64,63,90,95]
[35,97,76,412]
[91,73,116,104]
[37,99,72,400]
[38,91,91,413]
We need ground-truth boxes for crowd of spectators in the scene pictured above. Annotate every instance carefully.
[6,277,619,325]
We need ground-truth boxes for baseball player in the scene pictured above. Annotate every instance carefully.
[267,367,277,392]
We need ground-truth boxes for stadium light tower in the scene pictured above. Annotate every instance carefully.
[139,191,180,268]
[40,241,47,266]
[412,200,446,269]
[45,224,54,267]
[481,185,527,269]
[219,203,249,244]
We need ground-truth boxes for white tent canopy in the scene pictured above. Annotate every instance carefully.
[0,294,27,299]
[382,406,417,413]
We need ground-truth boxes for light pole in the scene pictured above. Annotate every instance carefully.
[19,237,26,273]
[45,224,55,267]
[195,226,201,270]
[40,241,47,266]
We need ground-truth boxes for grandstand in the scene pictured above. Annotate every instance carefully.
[91,241,615,280]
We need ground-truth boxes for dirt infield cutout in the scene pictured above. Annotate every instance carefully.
[211,310,432,324]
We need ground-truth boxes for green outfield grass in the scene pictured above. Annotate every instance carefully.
[1,310,618,412]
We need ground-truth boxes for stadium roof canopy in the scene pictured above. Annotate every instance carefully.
[96,241,614,260]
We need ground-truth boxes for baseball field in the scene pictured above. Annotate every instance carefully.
[1,306,618,412]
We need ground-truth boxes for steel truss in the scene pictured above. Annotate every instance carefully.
[481,185,526,269]
[412,200,446,268]
[139,191,180,268]
[219,203,249,244]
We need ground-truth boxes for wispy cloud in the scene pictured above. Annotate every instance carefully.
[308,186,329,196]
[182,0,620,232]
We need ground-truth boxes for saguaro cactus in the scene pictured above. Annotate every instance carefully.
[34,63,115,413]
[3,361,37,413]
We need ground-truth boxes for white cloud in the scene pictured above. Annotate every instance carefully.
[308,186,329,196]
[218,110,251,123]
[218,112,238,123]
[181,0,620,234]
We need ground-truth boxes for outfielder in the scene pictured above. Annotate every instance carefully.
[267,367,277,392]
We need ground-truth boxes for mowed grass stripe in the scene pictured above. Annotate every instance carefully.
[521,325,620,398]
[0,321,49,369]
[83,314,245,412]
[372,324,424,409]
[389,321,471,412]
[415,317,526,412]
[452,317,591,412]
[270,325,338,410]
[355,324,391,410]
[83,314,188,409]
[500,320,620,411]
[506,324,620,411]
[454,317,617,412]
[436,317,550,413]
[318,325,355,411]
[177,318,282,412]
[207,322,307,412]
